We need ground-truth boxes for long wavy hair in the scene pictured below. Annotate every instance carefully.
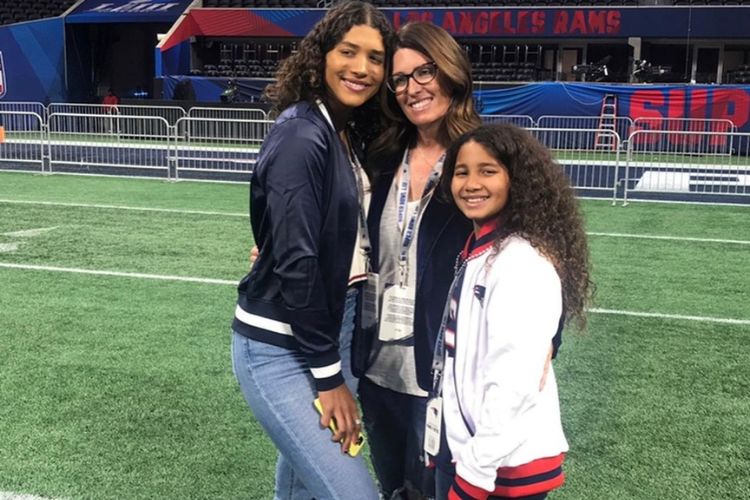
[441,124,593,329]
[263,1,394,146]
[368,22,481,176]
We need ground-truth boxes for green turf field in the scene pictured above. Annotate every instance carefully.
[0,172,748,499]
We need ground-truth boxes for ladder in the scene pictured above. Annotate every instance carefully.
[594,94,618,151]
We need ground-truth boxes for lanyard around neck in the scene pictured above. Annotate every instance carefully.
[395,147,445,270]
[316,100,371,262]
[430,255,466,397]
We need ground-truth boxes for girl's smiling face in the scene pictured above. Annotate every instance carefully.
[451,139,511,234]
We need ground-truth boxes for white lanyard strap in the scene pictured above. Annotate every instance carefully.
[316,100,372,263]
[430,256,466,397]
[349,148,371,260]
[395,148,444,280]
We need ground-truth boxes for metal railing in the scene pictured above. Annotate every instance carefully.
[1,102,747,204]
[173,117,269,180]
[536,115,634,149]
[527,127,622,204]
[630,117,736,156]
[480,114,535,128]
[47,113,173,177]
[0,102,48,121]
[187,107,268,121]
[0,111,45,173]
[623,130,750,204]
[47,103,187,126]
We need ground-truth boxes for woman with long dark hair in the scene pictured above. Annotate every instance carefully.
[353,22,481,499]
[231,3,394,498]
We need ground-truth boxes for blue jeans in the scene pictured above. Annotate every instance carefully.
[359,377,433,499]
[232,289,378,500]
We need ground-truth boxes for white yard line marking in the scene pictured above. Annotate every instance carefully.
[587,232,750,245]
[0,493,64,500]
[1,262,747,325]
[0,200,746,245]
[0,199,246,218]
[0,243,19,253]
[0,262,235,286]
[589,308,750,326]
[2,226,58,238]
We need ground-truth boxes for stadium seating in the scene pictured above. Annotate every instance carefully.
[726,65,750,83]
[0,0,77,25]
[201,0,750,6]
[3,0,750,25]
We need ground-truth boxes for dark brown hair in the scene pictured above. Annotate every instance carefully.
[441,124,593,329]
[368,22,481,175]
[263,1,395,145]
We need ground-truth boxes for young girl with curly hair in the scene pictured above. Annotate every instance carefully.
[428,124,592,500]
[230,2,394,498]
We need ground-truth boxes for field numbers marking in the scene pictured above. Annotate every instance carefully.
[2,226,58,238]
[0,226,58,253]
[0,492,64,500]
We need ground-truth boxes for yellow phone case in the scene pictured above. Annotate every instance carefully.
[313,398,365,457]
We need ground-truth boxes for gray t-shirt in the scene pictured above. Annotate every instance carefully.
[364,173,429,397]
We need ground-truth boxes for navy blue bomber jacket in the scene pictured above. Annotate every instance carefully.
[232,101,360,392]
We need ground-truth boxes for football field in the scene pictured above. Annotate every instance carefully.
[0,172,748,499]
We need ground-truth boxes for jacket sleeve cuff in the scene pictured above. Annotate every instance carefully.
[551,313,564,359]
[310,359,344,391]
[448,475,491,500]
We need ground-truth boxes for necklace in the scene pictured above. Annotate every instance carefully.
[412,145,445,168]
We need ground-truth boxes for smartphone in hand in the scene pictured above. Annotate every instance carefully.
[313,398,365,457]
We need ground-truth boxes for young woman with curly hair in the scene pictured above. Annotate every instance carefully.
[231,2,394,498]
[429,123,592,500]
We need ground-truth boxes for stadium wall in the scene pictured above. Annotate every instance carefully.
[0,18,66,102]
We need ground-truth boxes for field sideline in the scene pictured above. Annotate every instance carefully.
[0,172,748,499]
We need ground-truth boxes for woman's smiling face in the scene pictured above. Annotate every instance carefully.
[324,24,386,112]
[391,47,452,131]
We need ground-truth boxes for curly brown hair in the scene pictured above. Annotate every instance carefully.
[441,123,593,329]
[368,22,481,175]
[263,1,394,145]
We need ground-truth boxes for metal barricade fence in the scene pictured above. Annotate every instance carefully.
[47,113,173,177]
[631,117,736,156]
[3,103,745,204]
[0,102,48,122]
[187,107,268,121]
[480,114,535,128]
[536,115,633,150]
[527,127,622,203]
[623,129,750,204]
[0,111,45,173]
[47,103,187,127]
[173,117,272,180]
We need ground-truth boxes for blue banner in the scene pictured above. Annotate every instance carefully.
[67,0,192,23]
[0,18,65,102]
[477,83,750,133]
[386,7,750,39]
[163,6,750,43]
